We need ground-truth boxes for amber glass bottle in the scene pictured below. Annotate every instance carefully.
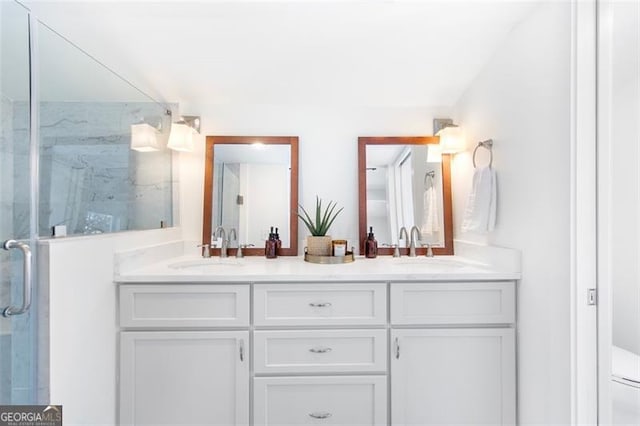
[364,226,378,259]
[265,229,278,259]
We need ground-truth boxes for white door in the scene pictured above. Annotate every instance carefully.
[391,328,515,426]
[597,1,640,424]
[119,330,249,426]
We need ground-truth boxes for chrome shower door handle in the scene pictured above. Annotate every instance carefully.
[2,240,32,317]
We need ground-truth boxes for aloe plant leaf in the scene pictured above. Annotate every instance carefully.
[315,196,322,234]
[321,201,336,225]
[323,207,344,235]
[298,196,343,236]
[298,204,317,234]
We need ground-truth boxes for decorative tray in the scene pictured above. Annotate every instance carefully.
[304,247,356,264]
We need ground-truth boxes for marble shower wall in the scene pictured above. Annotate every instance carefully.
[10,101,174,237]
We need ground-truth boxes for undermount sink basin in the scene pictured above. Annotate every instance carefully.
[388,258,475,268]
[168,258,244,269]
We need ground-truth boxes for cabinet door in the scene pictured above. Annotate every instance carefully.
[120,331,249,426]
[254,376,387,426]
[391,328,515,426]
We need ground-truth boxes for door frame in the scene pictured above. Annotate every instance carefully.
[570,0,598,424]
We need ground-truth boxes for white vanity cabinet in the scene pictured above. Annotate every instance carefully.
[253,283,388,426]
[117,277,517,426]
[118,284,250,426]
[390,282,516,426]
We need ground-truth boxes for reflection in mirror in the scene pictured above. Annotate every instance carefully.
[359,137,453,256]
[213,144,291,248]
[203,136,299,256]
[366,145,444,246]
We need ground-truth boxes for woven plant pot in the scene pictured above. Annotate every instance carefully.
[306,235,332,256]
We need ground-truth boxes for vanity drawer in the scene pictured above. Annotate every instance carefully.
[254,329,387,374]
[119,284,249,328]
[391,281,515,325]
[254,376,387,426]
[253,283,387,326]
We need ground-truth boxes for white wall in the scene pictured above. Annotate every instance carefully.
[451,2,572,424]
[40,227,181,425]
[177,104,451,251]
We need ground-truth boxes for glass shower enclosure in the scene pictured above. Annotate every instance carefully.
[1,0,175,404]
[1,1,36,404]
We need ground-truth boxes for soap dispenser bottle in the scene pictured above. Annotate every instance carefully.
[265,227,278,259]
[364,226,378,259]
[274,227,282,253]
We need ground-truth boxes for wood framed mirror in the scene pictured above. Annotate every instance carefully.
[203,136,299,256]
[358,136,454,256]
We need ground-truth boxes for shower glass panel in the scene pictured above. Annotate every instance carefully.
[36,23,174,236]
[0,1,36,404]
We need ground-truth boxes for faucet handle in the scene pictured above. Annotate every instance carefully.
[197,244,211,258]
[236,244,254,258]
[421,243,434,258]
[382,243,401,258]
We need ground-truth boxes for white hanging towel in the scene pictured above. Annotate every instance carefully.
[420,185,439,237]
[461,166,497,233]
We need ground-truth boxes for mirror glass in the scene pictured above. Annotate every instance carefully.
[359,137,453,256]
[203,136,298,256]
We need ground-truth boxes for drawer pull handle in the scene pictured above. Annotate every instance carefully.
[309,347,332,354]
[239,339,245,362]
[309,412,332,419]
[309,302,332,308]
[395,337,400,359]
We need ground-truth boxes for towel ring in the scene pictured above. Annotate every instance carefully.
[423,170,435,188]
[472,139,494,168]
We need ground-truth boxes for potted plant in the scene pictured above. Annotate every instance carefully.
[298,196,344,256]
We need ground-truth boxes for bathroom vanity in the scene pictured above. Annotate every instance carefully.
[115,253,518,426]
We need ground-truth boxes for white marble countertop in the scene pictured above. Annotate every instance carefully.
[115,254,521,283]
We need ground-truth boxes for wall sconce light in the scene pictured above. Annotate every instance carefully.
[433,118,466,154]
[130,122,160,152]
[426,144,442,163]
[168,116,201,152]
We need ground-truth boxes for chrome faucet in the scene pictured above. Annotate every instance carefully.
[409,226,421,257]
[214,226,228,258]
[398,227,409,255]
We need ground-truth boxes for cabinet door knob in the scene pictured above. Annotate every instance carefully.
[308,412,332,419]
[309,347,332,354]
[239,339,245,362]
[309,302,332,308]
[395,337,400,359]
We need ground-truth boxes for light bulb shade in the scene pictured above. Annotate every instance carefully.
[130,123,159,152]
[167,122,195,152]
[437,125,465,154]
